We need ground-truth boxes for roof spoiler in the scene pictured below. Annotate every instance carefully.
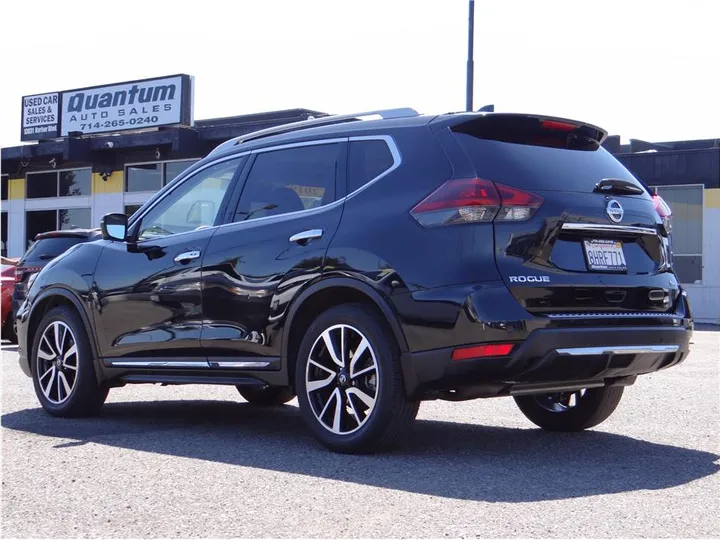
[445,112,608,148]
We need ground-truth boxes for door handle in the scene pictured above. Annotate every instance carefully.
[174,250,201,263]
[289,229,323,244]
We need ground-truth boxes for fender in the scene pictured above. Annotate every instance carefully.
[28,286,102,380]
[281,276,410,361]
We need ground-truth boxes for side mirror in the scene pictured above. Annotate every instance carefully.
[100,213,128,242]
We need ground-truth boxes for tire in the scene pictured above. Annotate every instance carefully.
[295,303,419,454]
[2,316,18,344]
[514,386,624,432]
[31,306,108,417]
[236,385,295,406]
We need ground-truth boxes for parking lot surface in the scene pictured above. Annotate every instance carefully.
[2,328,719,538]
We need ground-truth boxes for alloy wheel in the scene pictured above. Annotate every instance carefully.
[534,389,588,413]
[36,321,79,405]
[305,324,379,435]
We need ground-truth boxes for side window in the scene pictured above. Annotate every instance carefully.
[234,143,342,222]
[137,158,242,241]
[347,139,395,193]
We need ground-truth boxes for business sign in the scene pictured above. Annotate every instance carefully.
[20,74,193,142]
[22,92,60,140]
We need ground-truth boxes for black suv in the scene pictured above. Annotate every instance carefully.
[12,229,102,320]
[16,109,692,453]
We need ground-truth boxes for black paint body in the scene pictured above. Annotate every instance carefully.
[16,112,693,399]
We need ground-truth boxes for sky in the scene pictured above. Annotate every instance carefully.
[1,0,719,149]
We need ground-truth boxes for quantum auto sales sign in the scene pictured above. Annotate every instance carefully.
[20,74,193,141]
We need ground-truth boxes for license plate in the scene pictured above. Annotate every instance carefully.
[583,239,627,272]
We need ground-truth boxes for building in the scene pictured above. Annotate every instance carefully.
[604,135,720,324]
[1,75,718,323]
[1,73,326,260]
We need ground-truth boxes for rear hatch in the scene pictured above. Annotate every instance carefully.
[446,114,678,315]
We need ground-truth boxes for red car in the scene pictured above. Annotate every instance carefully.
[1,264,17,343]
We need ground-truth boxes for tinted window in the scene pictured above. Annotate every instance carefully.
[21,237,85,265]
[347,140,394,193]
[59,169,91,196]
[454,133,645,194]
[1,176,8,201]
[26,172,58,199]
[126,164,162,192]
[138,158,241,240]
[235,143,341,222]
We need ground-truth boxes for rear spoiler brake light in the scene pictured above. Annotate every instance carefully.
[450,113,607,150]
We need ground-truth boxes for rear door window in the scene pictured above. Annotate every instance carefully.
[234,143,342,222]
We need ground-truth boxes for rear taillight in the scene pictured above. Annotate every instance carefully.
[652,194,672,232]
[411,178,543,227]
[15,266,42,283]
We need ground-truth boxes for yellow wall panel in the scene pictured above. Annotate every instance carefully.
[92,171,124,194]
[8,178,25,199]
[705,188,720,209]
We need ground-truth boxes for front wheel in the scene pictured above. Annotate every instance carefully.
[514,386,624,432]
[31,306,108,417]
[295,304,419,454]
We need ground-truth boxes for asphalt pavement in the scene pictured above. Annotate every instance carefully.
[2,328,719,538]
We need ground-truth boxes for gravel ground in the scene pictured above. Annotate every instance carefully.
[1,327,718,538]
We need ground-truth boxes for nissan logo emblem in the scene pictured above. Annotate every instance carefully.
[606,199,624,223]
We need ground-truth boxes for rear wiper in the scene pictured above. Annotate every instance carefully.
[594,178,645,195]
[37,254,57,260]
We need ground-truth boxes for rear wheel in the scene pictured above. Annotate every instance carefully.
[514,386,624,431]
[236,385,295,406]
[31,306,108,417]
[295,304,419,454]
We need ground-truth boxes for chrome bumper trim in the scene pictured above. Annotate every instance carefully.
[556,345,680,356]
[561,223,657,235]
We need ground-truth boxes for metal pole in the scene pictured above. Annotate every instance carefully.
[466,0,475,111]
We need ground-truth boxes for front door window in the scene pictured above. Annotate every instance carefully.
[137,158,242,241]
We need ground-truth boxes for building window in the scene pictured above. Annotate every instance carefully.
[26,169,91,199]
[125,160,198,193]
[1,175,8,201]
[654,185,703,284]
[1,212,8,257]
[25,208,91,249]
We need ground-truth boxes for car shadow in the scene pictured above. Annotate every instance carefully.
[2,400,718,503]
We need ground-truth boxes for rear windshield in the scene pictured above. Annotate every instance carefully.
[453,133,647,194]
[21,237,85,265]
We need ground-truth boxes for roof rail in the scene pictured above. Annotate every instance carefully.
[235,107,419,145]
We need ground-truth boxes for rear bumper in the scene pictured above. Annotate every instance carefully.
[402,325,691,400]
